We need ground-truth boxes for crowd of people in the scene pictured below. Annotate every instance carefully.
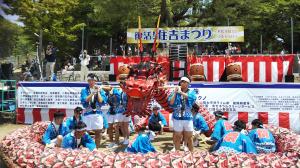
[41,74,276,154]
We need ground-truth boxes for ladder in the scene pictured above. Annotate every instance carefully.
[169,44,188,81]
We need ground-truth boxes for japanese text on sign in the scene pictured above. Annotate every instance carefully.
[18,87,83,109]
[127,26,244,43]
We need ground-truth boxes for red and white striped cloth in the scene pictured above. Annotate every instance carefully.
[17,108,300,133]
[110,55,294,82]
[223,111,300,134]
[16,108,75,124]
[188,55,294,82]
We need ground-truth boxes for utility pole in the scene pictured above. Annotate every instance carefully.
[227,18,230,50]
[37,30,43,81]
[38,29,43,61]
[81,25,85,53]
[110,38,112,56]
[291,17,294,54]
[260,34,263,54]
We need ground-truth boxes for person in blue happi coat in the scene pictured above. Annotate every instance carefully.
[103,83,128,148]
[126,127,156,154]
[62,121,96,151]
[42,111,69,148]
[168,76,197,152]
[213,120,257,154]
[248,119,276,153]
[65,106,83,132]
[207,111,233,144]
[119,90,131,145]
[148,102,167,134]
[191,103,209,147]
[80,73,108,148]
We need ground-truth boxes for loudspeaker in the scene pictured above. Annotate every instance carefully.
[285,75,294,82]
[109,75,116,81]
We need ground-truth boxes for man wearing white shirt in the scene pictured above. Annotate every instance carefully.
[79,50,90,81]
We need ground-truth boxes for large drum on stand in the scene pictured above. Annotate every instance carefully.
[226,63,243,81]
[118,64,130,81]
[190,63,205,81]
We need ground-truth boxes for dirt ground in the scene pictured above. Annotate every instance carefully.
[0,124,25,140]
[0,124,210,153]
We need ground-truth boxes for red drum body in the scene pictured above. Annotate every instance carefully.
[190,63,205,81]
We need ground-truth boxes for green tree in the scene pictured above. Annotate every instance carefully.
[0,16,20,59]
[3,0,86,61]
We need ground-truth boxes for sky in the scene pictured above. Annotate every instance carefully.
[0,0,24,26]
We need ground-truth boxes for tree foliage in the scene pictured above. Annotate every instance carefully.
[1,0,300,63]
[0,16,20,59]
[3,0,85,55]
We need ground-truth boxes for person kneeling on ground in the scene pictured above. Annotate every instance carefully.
[62,121,96,151]
[126,127,156,154]
[213,120,257,154]
[206,111,233,146]
[248,119,276,153]
[42,111,69,148]
[191,103,209,147]
[148,102,167,134]
[65,106,83,132]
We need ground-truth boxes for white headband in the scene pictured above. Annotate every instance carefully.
[180,77,190,83]
[87,76,96,80]
[75,128,86,131]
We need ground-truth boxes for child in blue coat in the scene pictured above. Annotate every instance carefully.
[148,102,167,134]
[42,111,69,148]
[248,119,276,153]
[214,120,257,154]
[126,127,156,154]
[62,121,96,151]
[80,73,108,148]
[210,111,233,141]
[65,107,83,132]
[191,103,209,147]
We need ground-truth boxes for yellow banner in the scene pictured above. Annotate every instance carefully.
[127,26,244,43]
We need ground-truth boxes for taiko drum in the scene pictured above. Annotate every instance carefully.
[226,63,243,81]
[118,64,130,80]
[190,63,205,81]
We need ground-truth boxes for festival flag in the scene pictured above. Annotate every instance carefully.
[152,15,161,54]
[138,16,143,53]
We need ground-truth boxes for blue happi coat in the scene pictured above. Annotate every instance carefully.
[126,132,156,154]
[107,88,127,115]
[168,89,197,121]
[214,131,257,154]
[148,111,167,126]
[80,86,107,111]
[211,119,233,141]
[62,132,96,151]
[42,122,69,145]
[193,113,209,132]
[248,128,276,153]
[65,116,83,131]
